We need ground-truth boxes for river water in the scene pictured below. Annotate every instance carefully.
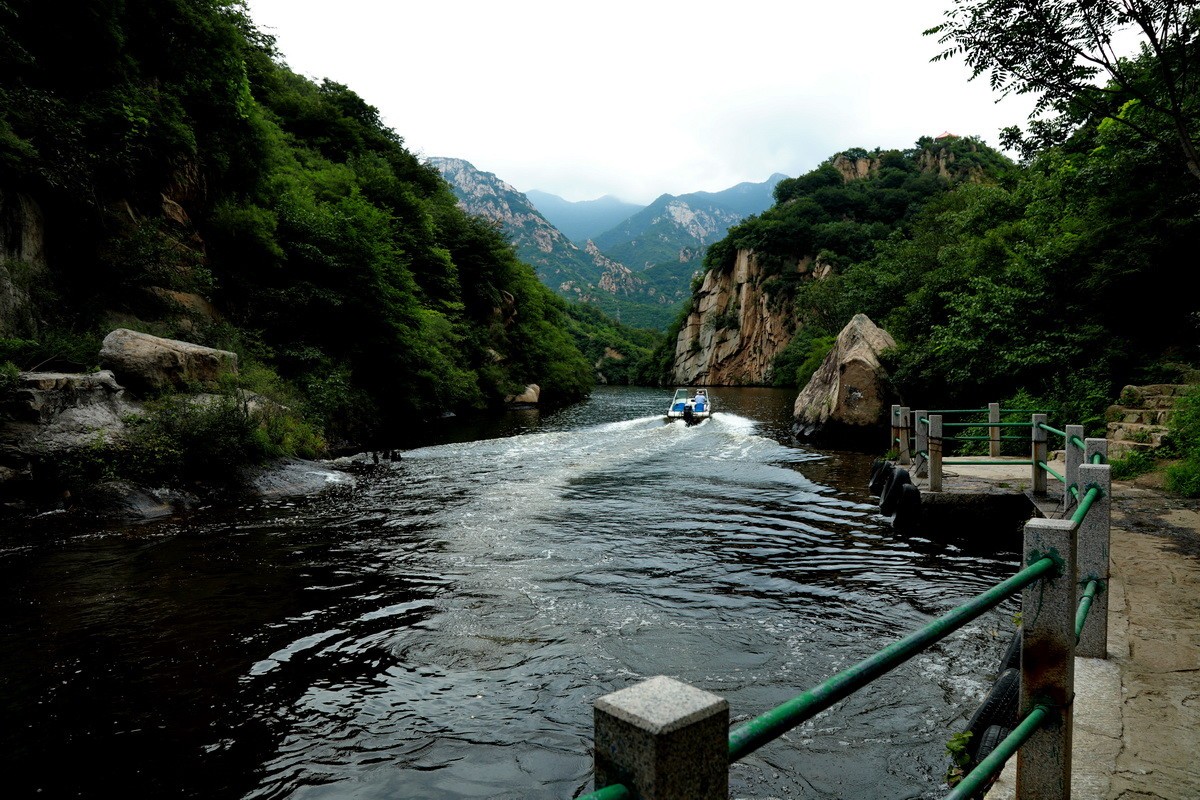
[0,386,1021,799]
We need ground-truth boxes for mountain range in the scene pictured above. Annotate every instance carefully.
[428,158,785,329]
[523,191,644,243]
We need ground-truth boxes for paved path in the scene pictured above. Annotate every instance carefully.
[983,478,1200,799]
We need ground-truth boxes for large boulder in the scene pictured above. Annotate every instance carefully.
[99,328,237,394]
[793,314,897,448]
[505,384,541,405]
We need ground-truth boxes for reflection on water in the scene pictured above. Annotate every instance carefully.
[0,386,1020,799]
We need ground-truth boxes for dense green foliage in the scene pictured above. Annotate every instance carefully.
[1,0,594,455]
[562,303,663,385]
[1165,386,1200,496]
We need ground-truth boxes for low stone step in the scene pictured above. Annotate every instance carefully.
[1117,384,1191,406]
[1105,405,1172,425]
[1106,421,1169,447]
[1109,439,1158,459]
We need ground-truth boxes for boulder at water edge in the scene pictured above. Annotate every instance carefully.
[793,314,897,448]
[99,328,238,395]
[505,384,540,405]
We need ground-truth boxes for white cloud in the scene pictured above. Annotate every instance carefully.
[244,0,1040,203]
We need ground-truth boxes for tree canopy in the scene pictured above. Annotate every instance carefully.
[926,0,1200,180]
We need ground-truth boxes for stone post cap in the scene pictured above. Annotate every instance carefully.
[595,676,728,735]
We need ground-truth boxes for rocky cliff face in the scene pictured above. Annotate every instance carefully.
[670,249,810,385]
[0,188,48,338]
[831,142,988,184]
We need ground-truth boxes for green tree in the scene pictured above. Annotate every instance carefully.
[926,0,1200,180]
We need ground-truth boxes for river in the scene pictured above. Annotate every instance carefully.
[0,386,1021,799]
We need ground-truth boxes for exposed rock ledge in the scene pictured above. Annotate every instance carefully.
[671,249,800,385]
[1,331,349,521]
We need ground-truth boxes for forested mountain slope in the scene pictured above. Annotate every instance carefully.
[0,0,593,451]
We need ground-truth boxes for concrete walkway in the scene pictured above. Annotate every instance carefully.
[947,467,1200,799]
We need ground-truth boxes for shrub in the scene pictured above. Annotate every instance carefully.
[0,360,19,393]
[770,331,835,388]
[1110,449,1157,480]
[1163,385,1200,497]
[119,394,266,484]
[1165,460,1200,497]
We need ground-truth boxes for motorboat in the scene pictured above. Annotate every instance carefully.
[666,388,712,424]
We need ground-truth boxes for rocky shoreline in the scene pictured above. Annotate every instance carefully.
[0,328,356,522]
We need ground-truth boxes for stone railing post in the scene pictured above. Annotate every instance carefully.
[1032,414,1048,496]
[890,404,901,456]
[898,407,912,465]
[913,410,929,478]
[989,402,1001,457]
[1018,518,1077,800]
[1064,424,1085,512]
[929,414,943,492]
[1084,437,1108,466]
[594,676,729,799]
[1076,462,1112,659]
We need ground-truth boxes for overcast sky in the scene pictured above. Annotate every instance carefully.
[243,0,1042,204]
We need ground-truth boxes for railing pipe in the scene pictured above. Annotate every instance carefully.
[1032,414,1048,496]
[1070,485,1102,527]
[578,784,631,800]
[1017,518,1076,800]
[1038,423,1068,438]
[950,435,1028,441]
[944,705,1050,800]
[1075,579,1099,642]
[941,421,1034,428]
[726,557,1057,763]
[1040,462,1066,484]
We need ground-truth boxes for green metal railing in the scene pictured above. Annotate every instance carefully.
[725,556,1057,761]
[942,421,1034,428]
[582,555,1065,799]
[582,405,1112,799]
